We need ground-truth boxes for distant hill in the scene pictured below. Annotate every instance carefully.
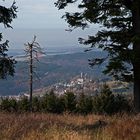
[0,50,108,96]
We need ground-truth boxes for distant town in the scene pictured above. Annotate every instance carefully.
[0,72,132,101]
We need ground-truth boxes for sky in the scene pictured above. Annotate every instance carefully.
[1,0,98,50]
[2,0,76,29]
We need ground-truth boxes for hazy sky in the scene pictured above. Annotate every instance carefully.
[2,0,76,29]
[1,0,98,50]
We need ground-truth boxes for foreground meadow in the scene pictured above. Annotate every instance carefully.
[0,113,140,140]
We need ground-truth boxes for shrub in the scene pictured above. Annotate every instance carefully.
[92,84,130,115]
[0,85,131,114]
[18,97,30,112]
[56,96,65,113]
[114,94,131,112]
[0,98,11,112]
[0,98,18,112]
[41,90,64,113]
[76,93,93,114]
[32,96,41,112]
[62,92,76,112]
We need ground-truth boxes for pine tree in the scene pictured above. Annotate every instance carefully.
[63,92,76,112]
[93,84,115,114]
[55,0,140,112]
[76,93,93,114]
[0,1,17,78]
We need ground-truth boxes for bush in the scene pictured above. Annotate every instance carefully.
[62,92,76,112]
[114,94,131,112]
[92,84,131,115]
[76,93,93,114]
[0,98,18,112]
[32,96,41,112]
[56,96,65,113]
[18,97,30,112]
[41,90,64,113]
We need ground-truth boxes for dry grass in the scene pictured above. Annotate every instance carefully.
[0,112,140,140]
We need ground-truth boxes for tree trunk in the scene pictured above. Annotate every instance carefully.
[132,1,140,112]
[29,44,33,112]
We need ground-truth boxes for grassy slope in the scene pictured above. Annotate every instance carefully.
[0,113,140,140]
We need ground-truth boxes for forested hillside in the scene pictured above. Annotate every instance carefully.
[0,51,107,95]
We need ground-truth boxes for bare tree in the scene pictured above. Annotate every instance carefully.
[24,36,44,111]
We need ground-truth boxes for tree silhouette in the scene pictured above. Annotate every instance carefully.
[24,36,44,111]
[0,1,17,79]
[55,0,140,112]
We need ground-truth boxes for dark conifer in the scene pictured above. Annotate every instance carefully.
[0,1,17,79]
[55,0,140,112]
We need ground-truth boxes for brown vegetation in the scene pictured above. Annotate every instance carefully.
[0,113,140,140]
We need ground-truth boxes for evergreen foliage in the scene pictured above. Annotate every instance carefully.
[0,1,17,79]
[62,92,76,112]
[45,90,59,113]
[76,93,92,114]
[0,89,131,114]
[55,0,134,81]
[41,90,64,113]
[0,98,11,112]
[93,84,131,114]
[55,0,140,111]
[18,97,30,112]
[32,97,41,112]
[0,97,17,112]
